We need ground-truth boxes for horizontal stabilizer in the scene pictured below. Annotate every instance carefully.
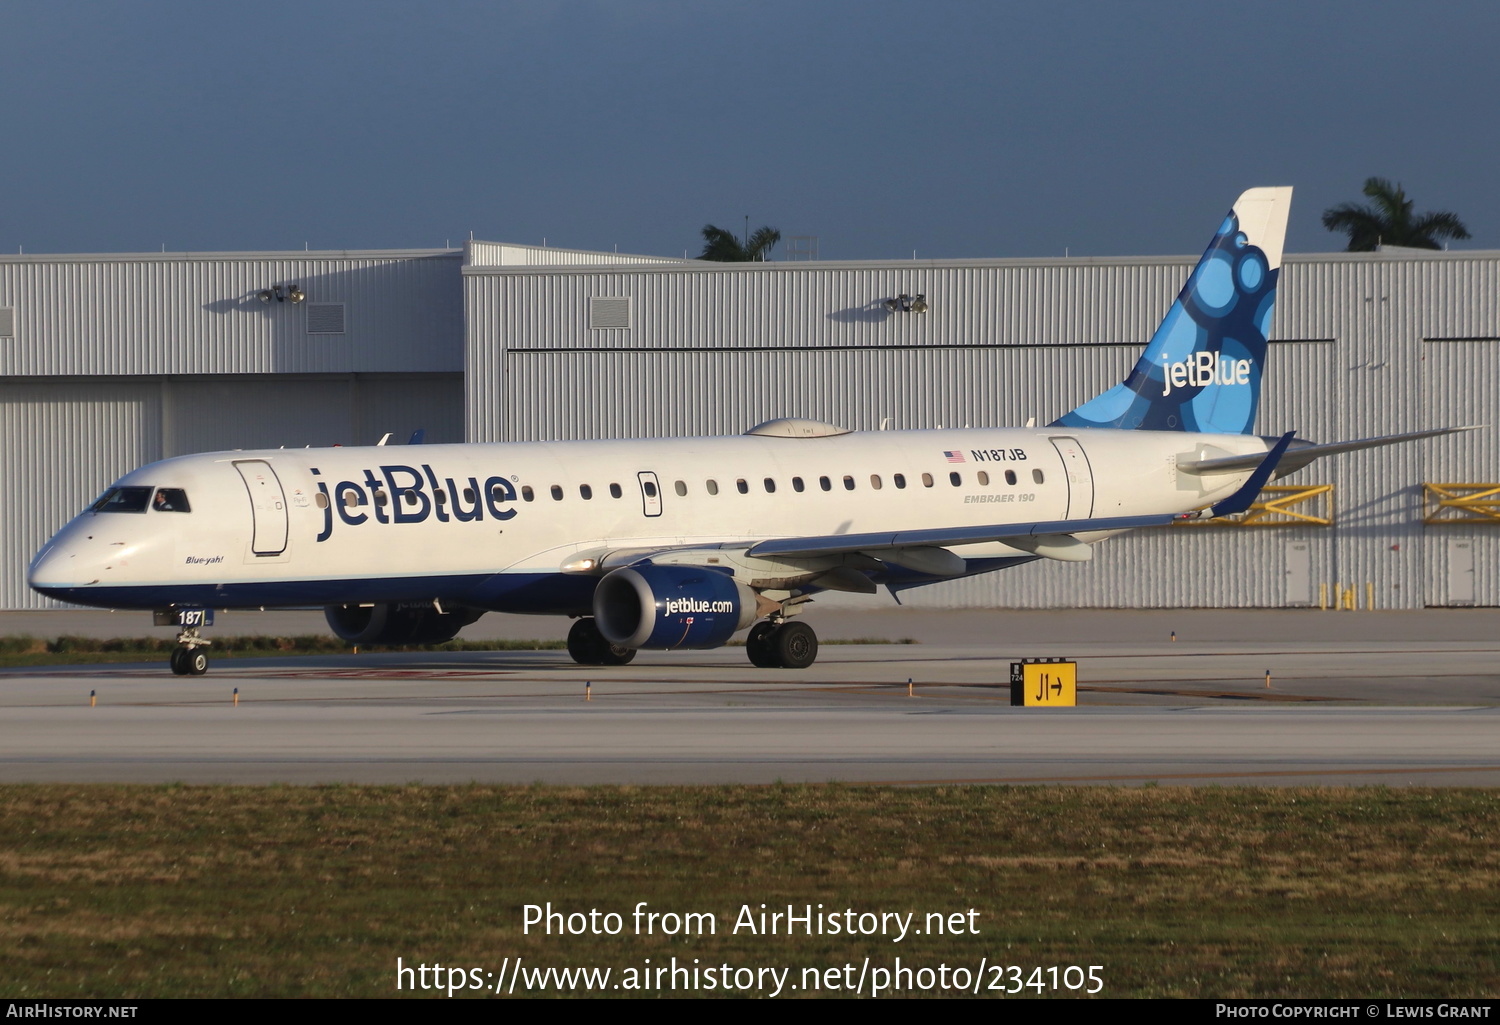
[1179,425,1481,476]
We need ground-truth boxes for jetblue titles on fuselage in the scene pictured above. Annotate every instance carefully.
[311,463,518,543]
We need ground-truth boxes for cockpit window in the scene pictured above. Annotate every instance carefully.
[91,486,152,513]
[153,488,191,513]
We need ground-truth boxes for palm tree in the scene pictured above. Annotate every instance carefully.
[1321,178,1471,251]
[699,223,781,261]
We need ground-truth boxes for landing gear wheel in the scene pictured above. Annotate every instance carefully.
[185,649,209,675]
[746,621,780,668]
[169,647,189,675]
[598,641,636,666]
[567,618,636,666]
[771,621,818,669]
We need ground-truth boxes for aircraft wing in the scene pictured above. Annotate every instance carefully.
[748,510,1201,560]
[1178,425,1479,476]
[750,434,1294,561]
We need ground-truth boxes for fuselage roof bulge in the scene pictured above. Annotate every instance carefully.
[27,187,1471,673]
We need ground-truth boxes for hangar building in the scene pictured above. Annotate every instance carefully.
[4,239,1498,611]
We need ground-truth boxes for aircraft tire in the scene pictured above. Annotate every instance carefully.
[169,647,189,675]
[597,642,637,666]
[186,649,209,676]
[567,618,604,665]
[772,621,818,669]
[568,618,637,666]
[746,622,780,668]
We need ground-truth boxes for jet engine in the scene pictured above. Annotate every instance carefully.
[593,565,755,650]
[324,602,483,645]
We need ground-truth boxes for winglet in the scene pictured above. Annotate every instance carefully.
[1209,431,1295,517]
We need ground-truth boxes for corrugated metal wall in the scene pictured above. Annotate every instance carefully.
[465,251,1500,609]
[1,374,463,608]
[467,241,690,267]
[0,250,463,377]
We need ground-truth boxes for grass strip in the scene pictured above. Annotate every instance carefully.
[1,785,1495,998]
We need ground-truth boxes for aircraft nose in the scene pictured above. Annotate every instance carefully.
[28,529,98,597]
[29,539,75,593]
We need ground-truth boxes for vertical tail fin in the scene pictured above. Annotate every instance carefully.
[1053,186,1292,434]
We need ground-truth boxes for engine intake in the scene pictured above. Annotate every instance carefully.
[594,565,755,649]
[324,602,483,645]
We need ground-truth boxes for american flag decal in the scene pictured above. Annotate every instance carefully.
[944,450,966,463]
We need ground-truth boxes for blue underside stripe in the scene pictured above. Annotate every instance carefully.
[33,557,1040,614]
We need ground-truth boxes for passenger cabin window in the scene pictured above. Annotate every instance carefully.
[374,489,388,507]
[463,487,477,503]
[764,478,776,493]
[1032,469,1045,484]
[921,473,934,488]
[579,484,593,500]
[1005,470,1017,486]
[792,477,805,492]
[870,475,882,490]
[842,475,855,491]
[819,476,832,491]
[550,485,564,501]
[434,489,447,504]
[521,486,535,502]
[949,472,962,487]
[674,480,687,497]
[153,488,191,513]
[977,471,990,486]
[609,483,622,499]
[894,473,907,489]
[644,481,658,498]
[736,479,749,494]
[314,493,329,510]
[706,479,719,496]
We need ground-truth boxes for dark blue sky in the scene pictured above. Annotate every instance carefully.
[1,1,1492,259]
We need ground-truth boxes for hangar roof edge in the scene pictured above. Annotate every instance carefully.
[0,248,462,265]
[462,248,1500,276]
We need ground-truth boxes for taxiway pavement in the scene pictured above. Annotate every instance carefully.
[1,615,1496,785]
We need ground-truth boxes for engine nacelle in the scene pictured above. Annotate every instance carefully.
[324,602,483,645]
[594,565,756,650]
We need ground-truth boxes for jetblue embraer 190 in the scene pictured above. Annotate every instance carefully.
[27,188,1468,674]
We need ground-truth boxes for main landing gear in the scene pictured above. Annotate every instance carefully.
[169,626,210,676]
[566,618,637,666]
[745,618,818,670]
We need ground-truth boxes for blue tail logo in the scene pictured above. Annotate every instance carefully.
[1054,187,1292,434]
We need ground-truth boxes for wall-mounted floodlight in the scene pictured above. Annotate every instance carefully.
[257,284,306,304]
[883,293,929,314]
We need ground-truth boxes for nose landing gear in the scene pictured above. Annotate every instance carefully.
[155,609,215,676]
[169,626,211,676]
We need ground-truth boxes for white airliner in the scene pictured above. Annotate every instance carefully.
[27,187,1467,675]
